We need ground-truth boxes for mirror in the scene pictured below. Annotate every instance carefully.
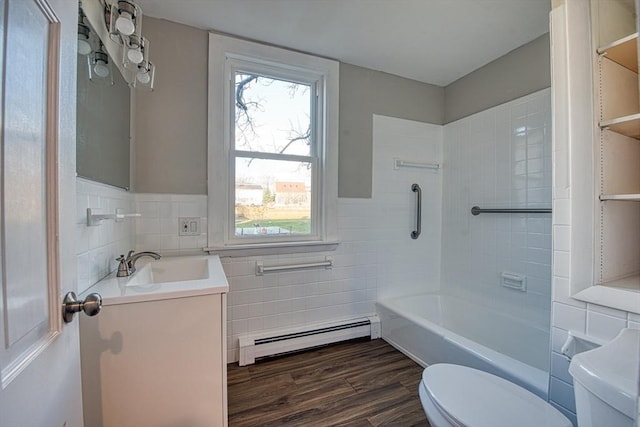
[76,5,131,190]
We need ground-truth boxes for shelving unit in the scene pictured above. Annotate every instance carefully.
[594,8,640,296]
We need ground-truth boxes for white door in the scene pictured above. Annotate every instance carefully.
[0,0,86,426]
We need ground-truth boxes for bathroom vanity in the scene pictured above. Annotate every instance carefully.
[79,255,228,427]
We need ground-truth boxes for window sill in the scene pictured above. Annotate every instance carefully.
[205,240,340,257]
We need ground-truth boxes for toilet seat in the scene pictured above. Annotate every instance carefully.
[420,364,572,427]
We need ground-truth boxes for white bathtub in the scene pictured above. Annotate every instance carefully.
[377,293,550,399]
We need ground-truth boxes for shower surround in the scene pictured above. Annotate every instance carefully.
[441,88,553,332]
[377,89,553,399]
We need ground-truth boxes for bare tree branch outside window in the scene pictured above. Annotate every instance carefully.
[233,71,313,236]
[234,73,311,156]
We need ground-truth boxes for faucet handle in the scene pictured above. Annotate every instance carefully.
[116,254,131,277]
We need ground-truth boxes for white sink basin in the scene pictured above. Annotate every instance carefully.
[81,255,229,305]
[127,257,210,285]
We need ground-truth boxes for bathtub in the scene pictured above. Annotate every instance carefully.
[377,293,550,399]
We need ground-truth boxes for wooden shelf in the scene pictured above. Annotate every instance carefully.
[600,193,640,201]
[600,113,640,139]
[597,32,638,72]
[599,274,640,292]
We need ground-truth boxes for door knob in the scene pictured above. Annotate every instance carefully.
[62,291,102,323]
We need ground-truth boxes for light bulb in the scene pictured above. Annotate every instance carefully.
[136,69,150,84]
[94,61,109,78]
[77,22,91,55]
[115,11,135,35]
[78,39,91,55]
[127,46,143,64]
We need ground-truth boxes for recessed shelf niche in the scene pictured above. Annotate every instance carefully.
[594,14,640,298]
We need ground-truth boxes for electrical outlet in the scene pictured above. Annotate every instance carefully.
[179,217,200,236]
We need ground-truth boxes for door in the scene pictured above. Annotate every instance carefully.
[0,0,84,426]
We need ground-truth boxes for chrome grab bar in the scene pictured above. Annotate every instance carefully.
[411,183,421,239]
[471,206,552,215]
[255,257,333,275]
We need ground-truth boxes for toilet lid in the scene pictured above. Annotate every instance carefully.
[422,364,572,427]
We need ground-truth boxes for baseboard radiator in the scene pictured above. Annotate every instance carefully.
[238,315,381,366]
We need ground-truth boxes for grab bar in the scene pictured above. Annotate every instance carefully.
[471,206,552,215]
[394,158,440,170]
[256,257,333,275]
[411,183,421,239]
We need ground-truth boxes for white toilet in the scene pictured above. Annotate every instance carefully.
[569,328,640,427]
[419,364,572,427]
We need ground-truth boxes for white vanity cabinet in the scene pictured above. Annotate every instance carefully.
[79,256,228,427]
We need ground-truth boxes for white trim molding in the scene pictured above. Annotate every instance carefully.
[207,32,339,255]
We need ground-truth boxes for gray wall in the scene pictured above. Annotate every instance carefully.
[444,33,551,123]
[133,18,444,197]
[339,64,444,198]
[134,18,208,194]
[133,17,549,198]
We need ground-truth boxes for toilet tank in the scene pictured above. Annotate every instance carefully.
[568,328,639,427]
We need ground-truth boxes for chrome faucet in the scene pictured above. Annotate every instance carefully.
[116,250,161,277]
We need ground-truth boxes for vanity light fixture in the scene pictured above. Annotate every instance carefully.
[103,0,156,90]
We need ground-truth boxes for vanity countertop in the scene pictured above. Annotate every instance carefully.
[80,255,229,306]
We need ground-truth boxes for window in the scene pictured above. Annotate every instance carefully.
[233,71,314,238]
[207,34,339,254]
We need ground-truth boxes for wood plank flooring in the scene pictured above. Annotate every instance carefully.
[227,338,430,426]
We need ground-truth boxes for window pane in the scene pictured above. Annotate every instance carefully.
[235,157,312,237]
[234,72,311,156]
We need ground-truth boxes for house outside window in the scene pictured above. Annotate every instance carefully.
[207,33,339,255]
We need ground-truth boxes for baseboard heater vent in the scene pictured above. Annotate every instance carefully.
[238,315,380,366]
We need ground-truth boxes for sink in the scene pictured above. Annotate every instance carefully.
[81,255,229,305]
[127,257,210,285]
[78,254,229,426]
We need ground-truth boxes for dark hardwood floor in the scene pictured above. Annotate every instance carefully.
[227,338,430,426]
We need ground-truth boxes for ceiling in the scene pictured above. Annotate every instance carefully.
[136,0,551,87]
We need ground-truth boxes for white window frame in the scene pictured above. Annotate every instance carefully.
[206,33,339,256]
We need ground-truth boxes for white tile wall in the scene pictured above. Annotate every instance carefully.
[221,213,378,363]
[220,115,444,363]
[76,178,135,294]
[76,185,206,294]
[440,89,553,329]
[372,115,443,300]
[550,376,577,414]
[134,193,207,253]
